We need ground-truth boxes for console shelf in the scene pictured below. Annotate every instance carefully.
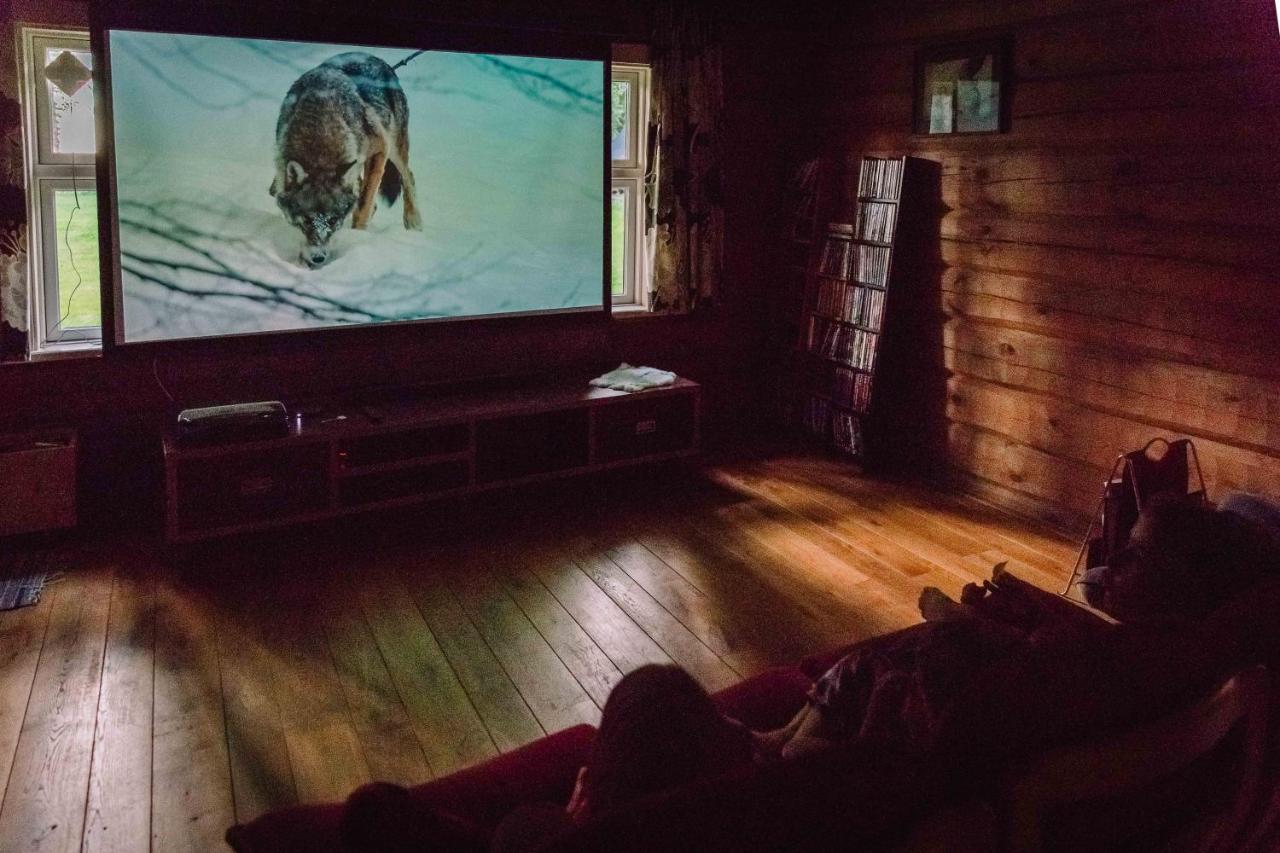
[162,378,700,543]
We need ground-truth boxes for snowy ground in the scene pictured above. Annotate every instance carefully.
[108,32,605,342]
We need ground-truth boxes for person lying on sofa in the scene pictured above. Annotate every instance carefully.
[487,495,1280,847]
[753,493,1280,765]
[347,496,1279,851]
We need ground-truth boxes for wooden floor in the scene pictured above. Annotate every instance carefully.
[0,450,1075,852]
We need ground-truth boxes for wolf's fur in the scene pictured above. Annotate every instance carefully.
[270,52,422,267]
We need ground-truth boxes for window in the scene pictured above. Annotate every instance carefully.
[15,38,643,344]
[19,28,100,352]
[611,63,650,307]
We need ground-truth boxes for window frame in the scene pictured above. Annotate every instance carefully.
[610,63,650,309]
[16,34,650,346]
[19,26,101,353]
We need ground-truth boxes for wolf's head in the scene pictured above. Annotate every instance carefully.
[270,159,359,268]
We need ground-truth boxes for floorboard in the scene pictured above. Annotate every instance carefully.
[0,450,1076,851]
[83,567,155,853]
[495,569,622,708]
[0,569,112,853]
[0,556,57,829]
[215,554,296,825]
[150,577,235,852]
[354,564,496,778]
[316,570,433,788]
[401,550,545,751]
[450,561,601,733]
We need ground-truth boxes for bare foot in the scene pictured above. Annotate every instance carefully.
[918,586,977,622]
[959,581,987,607]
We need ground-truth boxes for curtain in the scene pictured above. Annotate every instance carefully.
[0,92,27,360]
[647,0,724,313]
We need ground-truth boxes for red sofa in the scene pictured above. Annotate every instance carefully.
[226,654,963,853]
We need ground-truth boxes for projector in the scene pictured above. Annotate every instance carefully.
[176,401,290,447]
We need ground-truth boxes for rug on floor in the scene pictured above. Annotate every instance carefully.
[0,551,52,611]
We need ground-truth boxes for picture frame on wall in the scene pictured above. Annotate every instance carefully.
[913,38,1011,136]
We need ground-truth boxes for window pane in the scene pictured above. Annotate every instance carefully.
[611,80,630,161]
[53,189,100,329]
[611,187,627,296]
[44,47,95,155]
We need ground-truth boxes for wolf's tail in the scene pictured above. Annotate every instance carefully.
[380,160,402,206]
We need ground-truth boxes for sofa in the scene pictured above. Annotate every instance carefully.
[227,577,1280,852]
[226,649,979,853]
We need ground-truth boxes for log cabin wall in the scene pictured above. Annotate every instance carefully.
[815,0,1280,531]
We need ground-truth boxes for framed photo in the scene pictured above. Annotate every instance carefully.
[914,38,1011,136]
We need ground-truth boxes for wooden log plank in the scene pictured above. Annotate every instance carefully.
[828,62,1280,130]
[941,308,1280,430]
[829,0,1275,66]
[934,266,1280,360]
[947,467,1093,535]
[814,0,1149,52]
[939,211,1279,272]
[0,569,111,853]
[937,239,1280,317]
[944,422,1106,521]
[922,279,1280,381]
[1010,0,1280,78]
[938,174,1280,234]
[941,331,1280,453]
[845,103,1280,157]
[935,147,1280,189]
[943,373,1280,500]
[83,567,155,853]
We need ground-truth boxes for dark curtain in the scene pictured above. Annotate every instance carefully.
[0,85,28,361]
[647,0,724,313]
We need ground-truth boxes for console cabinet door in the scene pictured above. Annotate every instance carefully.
[594,394,697,464]
[176,443,330,532]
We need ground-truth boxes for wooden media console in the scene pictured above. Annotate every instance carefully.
[163,378,700,543]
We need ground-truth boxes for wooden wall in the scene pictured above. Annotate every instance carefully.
[814,0,1280,530]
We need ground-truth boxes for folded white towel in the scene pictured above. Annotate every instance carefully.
[590,363,677,393]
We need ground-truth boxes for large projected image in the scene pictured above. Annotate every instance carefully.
[107,31,605,342]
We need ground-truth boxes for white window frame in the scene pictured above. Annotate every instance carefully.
[611,63,650,309]
[19,26,100,353]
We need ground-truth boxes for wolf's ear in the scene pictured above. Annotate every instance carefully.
[285,160,307,188]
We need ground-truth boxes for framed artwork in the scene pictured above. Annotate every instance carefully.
[913,38,1011,136]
